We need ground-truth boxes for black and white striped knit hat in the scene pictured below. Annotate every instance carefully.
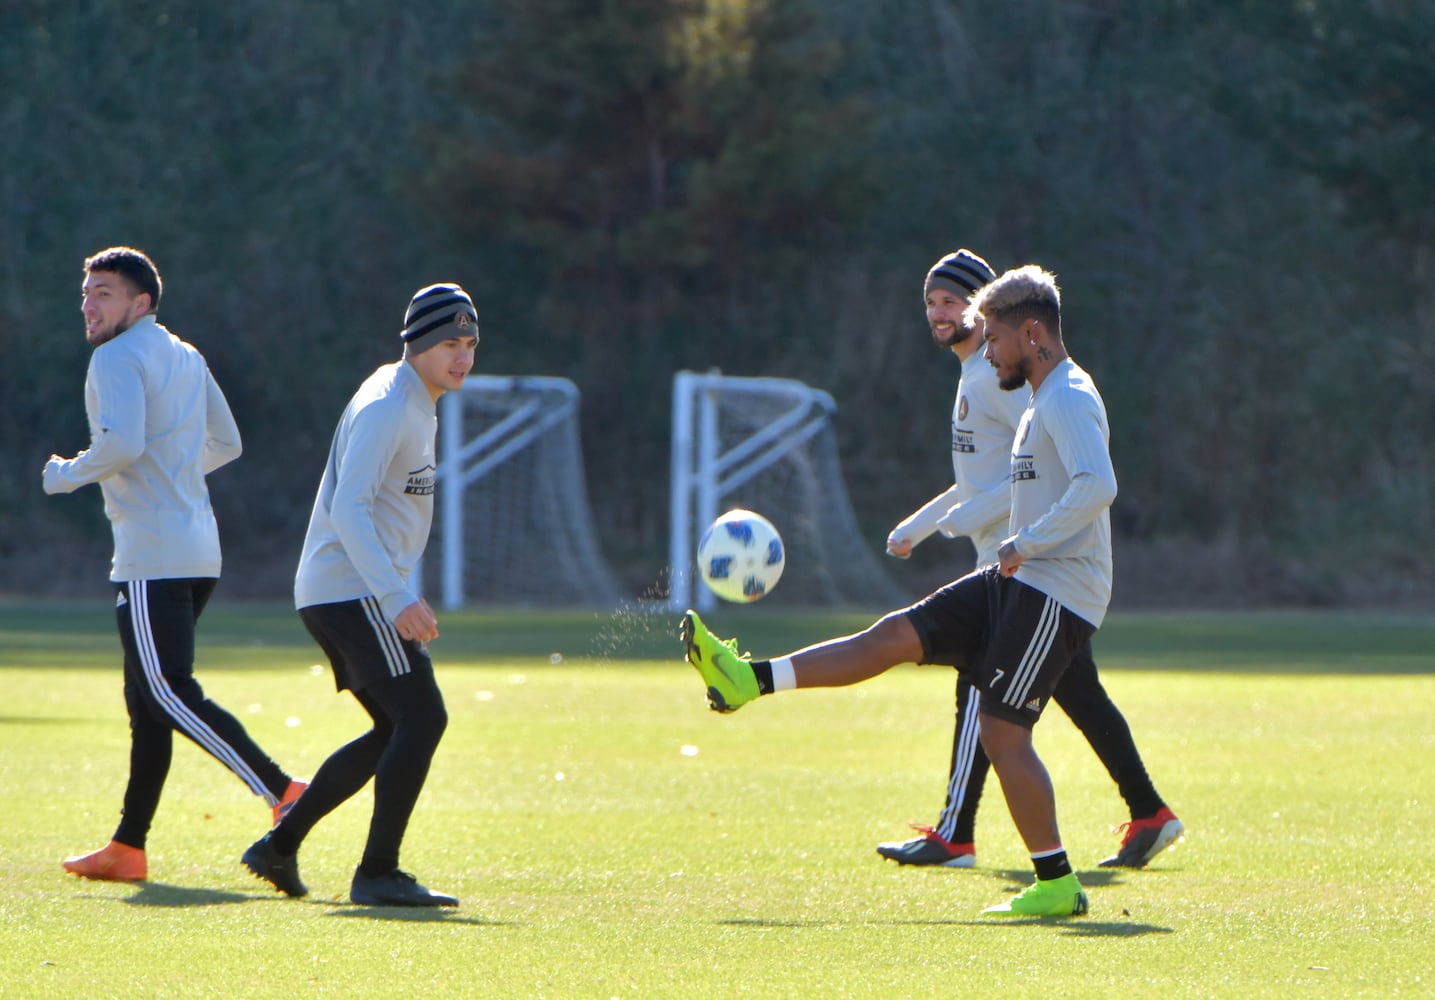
[924,249,996,300]
[401,282,478,354]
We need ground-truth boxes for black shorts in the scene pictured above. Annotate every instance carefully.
[903,566,1095,728]
[299,597,434,693]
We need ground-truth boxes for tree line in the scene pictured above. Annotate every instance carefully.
[2,0,1431,607]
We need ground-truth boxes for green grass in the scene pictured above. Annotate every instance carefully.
[1,602,1433,998]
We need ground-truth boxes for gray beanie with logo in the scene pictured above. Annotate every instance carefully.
[401,283,478,355]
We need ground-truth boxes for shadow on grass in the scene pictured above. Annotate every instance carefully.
[110,883,507,924]
[718,866,1170,937]
[326,907,508,927]
[955,917,1173,937]
[111,882,511,923]
[719,916,1172,937]
[987,867,1123,887]
[120,883,254,907]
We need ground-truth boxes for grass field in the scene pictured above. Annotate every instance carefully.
[2,601,1432,998]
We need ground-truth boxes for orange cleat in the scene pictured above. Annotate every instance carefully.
[62,840,147,882]
[272,778,308,826]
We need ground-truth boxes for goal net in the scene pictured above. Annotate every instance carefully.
[669,370,910,612]
[429,376,623,608]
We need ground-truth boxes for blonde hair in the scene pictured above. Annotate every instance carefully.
[966,264,1061,332]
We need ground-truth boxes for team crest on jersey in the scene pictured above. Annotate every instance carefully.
[958,395,969,421]
[405,464,437,496]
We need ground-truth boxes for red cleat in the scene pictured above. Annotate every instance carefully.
[63,840,147,882]
[876,824,976,868]
[1099,807,1185,868]
[272,778,308,826]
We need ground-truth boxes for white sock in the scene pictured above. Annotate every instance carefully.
[769,656,796,692]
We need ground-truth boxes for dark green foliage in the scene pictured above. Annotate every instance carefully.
[1,0,1430,605]
[411,0,881,561]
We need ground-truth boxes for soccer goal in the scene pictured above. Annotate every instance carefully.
[669,370,910,612]
[431,376,623,609]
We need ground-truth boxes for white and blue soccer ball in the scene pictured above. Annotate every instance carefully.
[696,508,785,603]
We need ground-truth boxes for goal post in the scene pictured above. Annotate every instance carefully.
[668,370,910,612]
[432,375,623,609]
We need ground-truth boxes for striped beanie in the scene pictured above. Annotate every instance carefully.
[401,283,478,354]
[924,249,996,300]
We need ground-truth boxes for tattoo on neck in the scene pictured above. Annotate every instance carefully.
[1037,345,1052,361]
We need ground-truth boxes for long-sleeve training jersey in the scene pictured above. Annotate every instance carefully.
[294,360,438,622]
[892,348,1030,566]
[43,315,242,581]
[1007,358,1117,628]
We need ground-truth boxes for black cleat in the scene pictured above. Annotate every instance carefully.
[350,868,458,907]
[242,833,308,897]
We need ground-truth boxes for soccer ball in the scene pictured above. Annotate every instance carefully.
[696,509,785,603]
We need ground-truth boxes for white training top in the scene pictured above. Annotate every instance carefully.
[43,315,242,581]
[1007,358,1117,628]
[294,360,438,622]
[892,348,1030,566]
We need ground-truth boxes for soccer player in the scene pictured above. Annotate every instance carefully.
[684,265,1119,916]
[43,246,305,883]
[241,283,476,907]
[879,250,1182,870]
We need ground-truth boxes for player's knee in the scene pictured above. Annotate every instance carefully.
[864,612,922,663]
[978,712,1033,763]
[397,692,446,747]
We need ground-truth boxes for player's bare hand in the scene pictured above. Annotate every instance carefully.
[886,534,913,559]
[395,600,439,643]
[997,539,1024,577]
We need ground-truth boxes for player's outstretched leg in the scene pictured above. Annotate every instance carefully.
[680,610,760,713]
[1100,807,1185,868]
[982,873,1088,917]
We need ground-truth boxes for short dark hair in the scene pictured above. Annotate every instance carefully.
[85,246,162,311]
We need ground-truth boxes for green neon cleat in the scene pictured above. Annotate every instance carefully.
[680,610,760,713]
[982,872,1088,917]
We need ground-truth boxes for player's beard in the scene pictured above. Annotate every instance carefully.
[998,356,1032,391]
[930,320,972,350]
[86,315,132,347]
